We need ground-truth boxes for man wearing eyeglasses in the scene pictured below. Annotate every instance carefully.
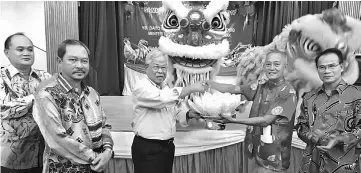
[296,48,361,173]
[131,48,207,173]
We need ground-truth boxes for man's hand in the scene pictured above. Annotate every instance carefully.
[213,114,235,124]
[307,129,325,144]
[90,150,112,172]
[317,134,343,152]
[187,109,203,119]
[189,82,208,93]
[307,132,320,144]
[203,80,212,89]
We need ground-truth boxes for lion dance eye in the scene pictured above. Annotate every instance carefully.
[170,17,178,26]
[300,36,321,57]
[163,12,180,30]
[210,14,226,32]
[167,14,179,27]
[211,17,221,28]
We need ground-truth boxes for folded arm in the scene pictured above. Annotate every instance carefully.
[0,77,34,120]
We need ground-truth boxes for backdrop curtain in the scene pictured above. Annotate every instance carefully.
[252,1,335,46]
[79,1,125,95]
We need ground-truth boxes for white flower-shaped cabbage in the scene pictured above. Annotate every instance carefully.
[188,91,245,117]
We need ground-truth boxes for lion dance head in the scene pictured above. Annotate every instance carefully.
[158,0,230,87]
[235,8,361,117]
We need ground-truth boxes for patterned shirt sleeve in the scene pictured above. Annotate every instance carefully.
[296,96,312,144]
[0,76,34,120]
[33,90,97,164]
[342,96,361,149]
[98,98,113,151]
[265,89,297,124]
[240,83,258,101]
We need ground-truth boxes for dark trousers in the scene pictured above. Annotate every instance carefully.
[131,135,175,173]
[1,167,42,173]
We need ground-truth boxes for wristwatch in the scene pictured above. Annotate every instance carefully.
[102,148,114,158]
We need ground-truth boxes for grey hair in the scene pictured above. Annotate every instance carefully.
[265,49,288,65]
[145,48,168,65]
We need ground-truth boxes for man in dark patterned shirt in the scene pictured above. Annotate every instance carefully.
[0,33,51,173]
[296,48,361,173]
[33,39,114,173]
[207,50,298,173]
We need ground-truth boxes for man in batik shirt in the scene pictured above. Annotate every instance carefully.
[33,39,114,173]
[0,33,51,173]
[296,48,361,173]
[208,50,298,173]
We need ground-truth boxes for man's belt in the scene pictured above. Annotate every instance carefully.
[135,135,174,144]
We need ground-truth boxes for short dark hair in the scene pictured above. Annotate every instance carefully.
[57,39,90,59]
[315,48,344,67]
[4,32,33,50]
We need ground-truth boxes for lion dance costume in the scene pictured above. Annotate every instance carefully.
[234,8,361,118]
[158,1,230,88]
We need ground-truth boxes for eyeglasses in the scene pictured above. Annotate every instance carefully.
[264,63,281,68]
[317,63,340,72]
[152,66,167,71]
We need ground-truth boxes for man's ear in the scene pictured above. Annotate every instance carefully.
[340,63,344,73]
[57,57,63,73]
[4,49,9,58]
[57,57,62,64]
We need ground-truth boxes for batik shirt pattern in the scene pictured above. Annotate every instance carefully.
[241,79,297,171]
[33,74,113,173]
[0,65,51,169]
[296,80,361,173]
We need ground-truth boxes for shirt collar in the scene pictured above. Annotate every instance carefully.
[317,79,348,95]
[7,64,39,79]
[266,78,286,88]
[57,73,89,94]
[145,76,167,89]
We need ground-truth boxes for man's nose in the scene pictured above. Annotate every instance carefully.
[324,67,332,73]
[75,60,83,68]
[22,49,31,55]
[269,64,276,70]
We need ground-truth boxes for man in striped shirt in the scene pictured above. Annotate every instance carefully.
[33,39,113,173]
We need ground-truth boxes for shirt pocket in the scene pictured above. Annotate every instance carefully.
[257,142,279,163]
